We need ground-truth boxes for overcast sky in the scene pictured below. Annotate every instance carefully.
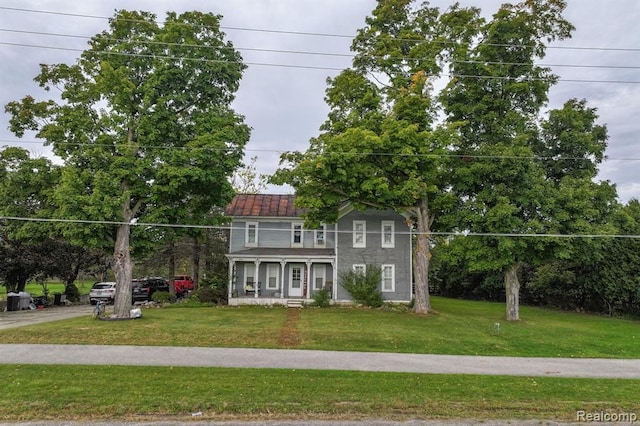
[1,1,639,202]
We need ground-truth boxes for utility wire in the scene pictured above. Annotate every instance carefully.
[2,5,640,53]
[0,41,345,72]
[1,40,639,84]
[1,215,638,238]
[0,139,624,162]
[2,27,640,72]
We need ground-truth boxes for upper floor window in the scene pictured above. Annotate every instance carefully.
[245,222,258,247]
[353,220,366,248]
[381,221,395,248]
[291,222,303,247]
[314,225,326,248]
[381,264,395,292]
[353,264,366,275]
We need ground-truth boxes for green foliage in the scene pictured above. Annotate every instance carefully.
[5,10,250,317]
[64,283,80,303]
[311,287,331,308]
[151,291,176,304]
[190,286,227,305]
[339,265,383,308]
[231,156,268,194]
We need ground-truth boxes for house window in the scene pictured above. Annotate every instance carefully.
[292,222,303,247]
[382,221,395,248]
[352,264,366,275]
[381,264,395,292]
[353,221,366,248]
[314,225,326,248]
[313,264,326,290]
[245,222,258,247]
[244,264,256,287]
[266,264,279,290]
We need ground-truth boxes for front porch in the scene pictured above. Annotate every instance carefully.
[226,248,336,305]
[228,296,311,307]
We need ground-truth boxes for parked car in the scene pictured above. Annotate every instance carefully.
[89,282,117,305]
[173,275,194,297]
[131,280,148,303]
[131,277,170,302]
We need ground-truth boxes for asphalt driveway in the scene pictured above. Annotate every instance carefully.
[0,304,93,330]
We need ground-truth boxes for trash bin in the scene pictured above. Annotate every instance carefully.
[18,292,32,310]
[53,293,67,306]
[7,293,20,311]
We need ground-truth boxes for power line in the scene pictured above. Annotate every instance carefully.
[2,40,640,84]
[0,138,627,162]
[2,5,640,53]
[0,41,346,72]
[1,215,638,239]
[0,27,354,59]
[3,27,640,72]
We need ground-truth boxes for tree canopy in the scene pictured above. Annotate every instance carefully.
[273,0,615,318]
[5,10,250,317]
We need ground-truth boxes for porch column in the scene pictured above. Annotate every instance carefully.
[254,259,261,298]
[228,259,235,301]
[305,260,312,299]
[331,260,337,300]
[280,260,286,299]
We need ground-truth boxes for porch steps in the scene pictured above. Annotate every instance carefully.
[287,299,303,308]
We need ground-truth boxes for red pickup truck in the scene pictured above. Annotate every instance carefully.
[173,275,194,297]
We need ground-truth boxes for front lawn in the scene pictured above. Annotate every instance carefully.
[0,365,637,422]
[1,297,638,423]
[1,297,638,358]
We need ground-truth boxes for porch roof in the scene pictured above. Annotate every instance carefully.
[228,247,335,258]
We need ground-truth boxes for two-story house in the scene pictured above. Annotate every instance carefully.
[224,194,413,305]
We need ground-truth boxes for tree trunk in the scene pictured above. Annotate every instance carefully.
[505,264,520,321]
[168,241,176,296]
[413,198,433,314]
[112,197,134,318]
[9,270,29,293]
[192,235,201,289]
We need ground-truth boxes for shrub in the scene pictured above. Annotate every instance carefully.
[339,265,383,308]
[151,291,176,304]
[191,286,227,305]
[311,287,331,308]
[64,283,80,302]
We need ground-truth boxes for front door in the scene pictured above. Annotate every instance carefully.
[289,264,303,297]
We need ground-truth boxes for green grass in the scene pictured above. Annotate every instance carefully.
[0,365,637,422]
[1,280,94,300]
[1,296,639,422]
[1,297,638,358]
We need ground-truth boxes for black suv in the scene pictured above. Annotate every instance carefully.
[131,277,170,302]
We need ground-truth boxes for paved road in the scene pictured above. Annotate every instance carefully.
[1,343,640,378]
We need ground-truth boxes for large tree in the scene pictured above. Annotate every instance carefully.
[273,1,485,314]
[441,2,616,320]
[6,10,250,317]
[274,0,612,318]
[0,147,60,292]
